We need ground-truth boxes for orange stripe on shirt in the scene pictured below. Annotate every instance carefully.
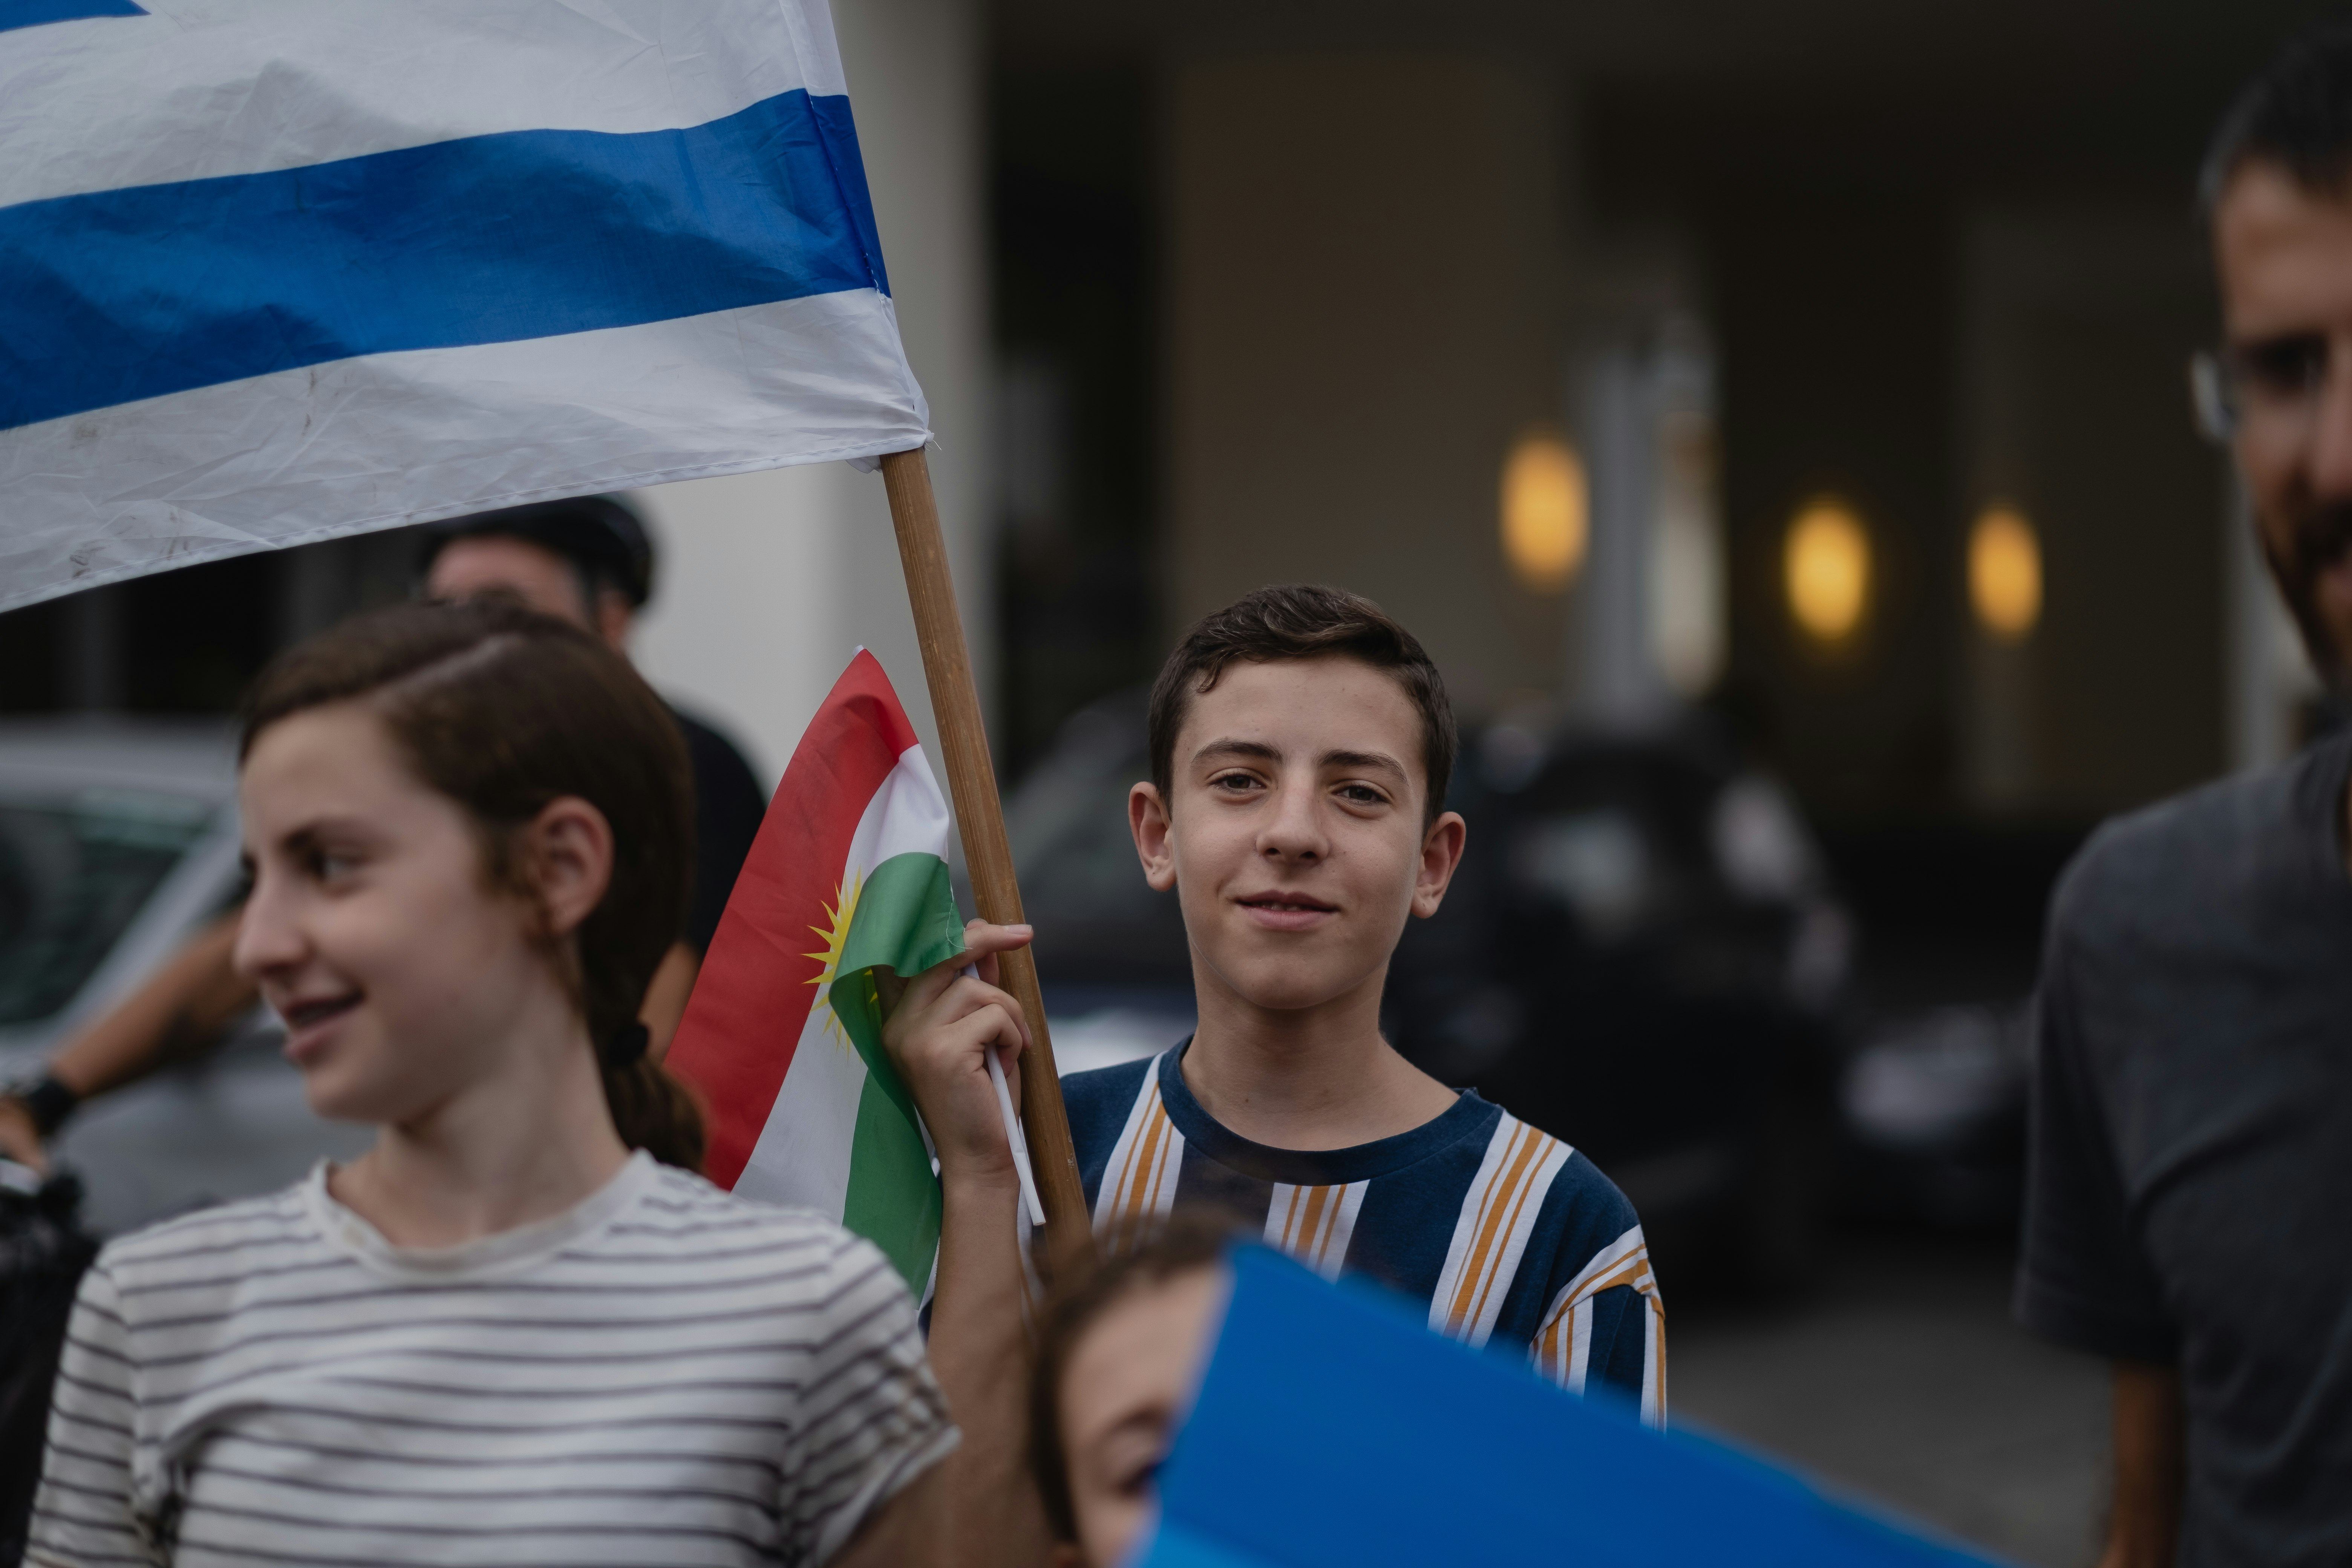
[1296,1185,1332,1260]
[1463,1129,1553,1332]
[1445,1122,1543,1335]
[1108,1089,1174,1254]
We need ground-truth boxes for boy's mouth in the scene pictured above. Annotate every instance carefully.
[1235,891,1338,931]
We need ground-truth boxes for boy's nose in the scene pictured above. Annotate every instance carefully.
[1257,783,1329,862]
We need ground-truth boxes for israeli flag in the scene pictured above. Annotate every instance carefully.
[0,0,929,614]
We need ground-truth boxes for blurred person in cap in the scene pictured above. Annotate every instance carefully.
[2016,23,2352,1568]
[414,496,767,978]
[0,496,765,1173]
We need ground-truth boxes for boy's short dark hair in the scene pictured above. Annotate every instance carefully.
[1028,1212,1242,1544]
[2201,21,2352,216]
[1146,585,1458,825]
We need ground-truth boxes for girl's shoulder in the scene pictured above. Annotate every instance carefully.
[623,1164,890,1265]
[614,1165,921,1320]
[98,1179,319,1267]
[86,1178,329,1306]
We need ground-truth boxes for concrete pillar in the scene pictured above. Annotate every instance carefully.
[629,0,989,789]
[1574,340,1660,724]
[1562,310,1720,727]
[1165,54,1572,720]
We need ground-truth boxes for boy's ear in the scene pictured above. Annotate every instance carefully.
[1129,781,1178,893]
[1411,809,1468,920]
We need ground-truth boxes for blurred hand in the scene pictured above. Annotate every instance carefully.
[881,920,1033,1187]
[0,1096,48,1174]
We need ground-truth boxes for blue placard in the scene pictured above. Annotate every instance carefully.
[1135,1245,2011,1568]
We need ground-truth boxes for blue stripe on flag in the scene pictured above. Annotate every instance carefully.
[0,0,143,32]
[0,89,886,431]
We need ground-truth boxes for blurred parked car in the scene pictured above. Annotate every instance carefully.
[1004,691,1856,1290]
[1840,1002,2029,1228]
[1395,719,1857,1290]
[0,720,366,1236]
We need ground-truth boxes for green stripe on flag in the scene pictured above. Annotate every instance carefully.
[826,851,967,1294]
[842,1075,942,1292]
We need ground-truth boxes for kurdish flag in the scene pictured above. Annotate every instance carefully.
[667,652,965,1294]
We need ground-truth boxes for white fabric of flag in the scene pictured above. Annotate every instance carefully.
[0,0,928,614]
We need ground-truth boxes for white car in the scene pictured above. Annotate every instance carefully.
[0,720,366,1236]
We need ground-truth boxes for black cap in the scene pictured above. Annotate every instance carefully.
[417,495,656,608]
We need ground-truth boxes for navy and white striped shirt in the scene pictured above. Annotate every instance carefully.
[29,1152,956,1566]
[1065,1046,1665,1424]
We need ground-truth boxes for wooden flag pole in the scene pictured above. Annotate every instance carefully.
[880,447,1093,1271]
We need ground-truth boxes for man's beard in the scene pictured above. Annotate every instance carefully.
[2263,501,2352,686]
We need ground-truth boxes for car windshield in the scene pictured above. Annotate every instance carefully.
[0,790,218,1026]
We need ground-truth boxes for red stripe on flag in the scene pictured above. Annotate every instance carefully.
[666,651,923,1189]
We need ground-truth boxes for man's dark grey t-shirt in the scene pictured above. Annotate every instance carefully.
[2018,730,2352,1566]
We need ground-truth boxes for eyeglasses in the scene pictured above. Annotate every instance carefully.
[2190,335,2331,444]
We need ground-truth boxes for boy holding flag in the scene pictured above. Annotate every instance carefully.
[887,585,1663,1419]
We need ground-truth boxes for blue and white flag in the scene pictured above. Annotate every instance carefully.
[0,0,928,613]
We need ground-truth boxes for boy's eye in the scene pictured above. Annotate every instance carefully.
[1209,772,1263,794]
[1336,782,1387,805]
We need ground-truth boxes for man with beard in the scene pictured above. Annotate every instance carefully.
[2014,25,2352,1568]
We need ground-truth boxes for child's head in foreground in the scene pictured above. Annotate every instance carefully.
[1031,1215,1240,1568]
[1131,583,1465,1013]
[233,599,704,1167]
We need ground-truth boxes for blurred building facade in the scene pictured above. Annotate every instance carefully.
[990,2,2335,817]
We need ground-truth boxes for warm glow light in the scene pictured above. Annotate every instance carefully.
[1500,433,1587,592]
[1784,499,1870,642]
[1969,505,2042,641]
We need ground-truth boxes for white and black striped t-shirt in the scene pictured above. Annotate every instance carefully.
[29,1152,956,1567]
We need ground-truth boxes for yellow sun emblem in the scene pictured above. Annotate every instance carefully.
[804,871,863,1044]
